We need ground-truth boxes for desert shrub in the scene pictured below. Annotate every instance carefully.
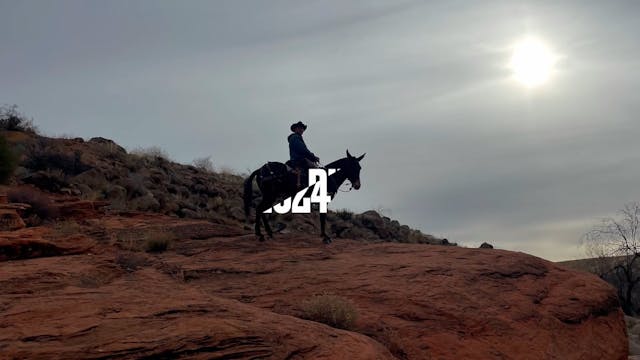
[77,268,116,288]
[301,293,358,330]
[106,196,128,211]
[78,274,106,288]
[335,209,354,221]
[52,220,82,237]
[115,251,149,272]
[116,230,143,251]
[130,146,171,161]
[123,174,147,198]
[123,153,144,172]
[144,233,173,253]
[115,228,175,252]
[0,135,17,184]
[23,146,90,176]
[21,168,70,193]
[216,166,243,182]
[192,156,214,172]
[7,188,59,222]
[0,105,37,133]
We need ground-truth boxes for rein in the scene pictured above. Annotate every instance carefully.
[338,182,353,192]
[318,162,353,193]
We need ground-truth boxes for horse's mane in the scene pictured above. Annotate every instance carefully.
[324,157,347,170]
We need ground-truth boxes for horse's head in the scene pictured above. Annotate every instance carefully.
[342,150,365,190]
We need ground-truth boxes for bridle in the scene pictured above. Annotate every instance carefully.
[317,161,355,193]
[339,183,353,192]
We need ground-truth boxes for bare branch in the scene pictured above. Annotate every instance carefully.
[583,203,640,315]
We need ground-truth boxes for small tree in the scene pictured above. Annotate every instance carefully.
[0,135,17,184]
[583,202,640,315]
[0,104,37,133]
[192,156,214,172]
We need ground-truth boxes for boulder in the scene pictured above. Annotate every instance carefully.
[173,235,628,360]
[0,208,25,231]
[0,216,628,359]
[88,137,126,153]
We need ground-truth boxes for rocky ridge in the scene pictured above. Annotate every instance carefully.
[3,131,448,245]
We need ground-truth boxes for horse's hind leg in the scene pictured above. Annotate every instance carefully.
[261,197,275,238]
[255,200,265,242]
[262,213,274,238]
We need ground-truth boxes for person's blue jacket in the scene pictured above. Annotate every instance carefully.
[288,133,316,164]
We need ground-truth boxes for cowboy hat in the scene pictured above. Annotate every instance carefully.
[290,121,308,131]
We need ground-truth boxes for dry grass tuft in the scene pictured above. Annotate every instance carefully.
[115,251,149,272]
[301,293,358,330]
[7,188,58,224]
[115,228,175,253]
[52,220,82,237]
[144,233,172,253]
[192,156,214,172]
[130,146,171,161]
[335,209,354,221]
[77,268,117,288]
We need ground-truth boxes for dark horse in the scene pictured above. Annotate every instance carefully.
[243,150,365,244]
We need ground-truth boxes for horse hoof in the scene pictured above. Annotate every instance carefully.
[258,235,266,242]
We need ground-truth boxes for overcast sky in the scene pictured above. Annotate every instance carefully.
[2,0,639,261]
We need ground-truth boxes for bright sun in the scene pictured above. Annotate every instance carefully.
[509,37,557,87]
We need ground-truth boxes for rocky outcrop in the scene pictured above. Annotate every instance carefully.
[0,206,26,231]
[54,199,109,219]
[0,193,28,231]
[5,132,447,244]
[0,227,96,261]
[164,235,627,360]
[0,265,393,359]
[0,215,628,359]
[325,209,451,245]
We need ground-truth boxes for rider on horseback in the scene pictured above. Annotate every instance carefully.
[287,121,320,188]
[288,121,319,167]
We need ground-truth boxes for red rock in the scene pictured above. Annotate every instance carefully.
[162,234,628,360]
[0,228,96,261]
[0,258,393,359]
[0,217,628,359]
[54,200,109,219]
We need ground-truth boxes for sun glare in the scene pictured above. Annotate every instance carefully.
[509,37,557,88]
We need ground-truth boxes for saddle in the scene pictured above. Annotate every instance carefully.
[285,160,304,189]
[261,162,288,182]
[261,161,314,191]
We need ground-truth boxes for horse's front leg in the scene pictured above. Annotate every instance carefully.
[261,212,274,239]
[320,212,331,244]
[260,197,275,239]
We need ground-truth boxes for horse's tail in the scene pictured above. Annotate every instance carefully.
[243,169,260,221]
